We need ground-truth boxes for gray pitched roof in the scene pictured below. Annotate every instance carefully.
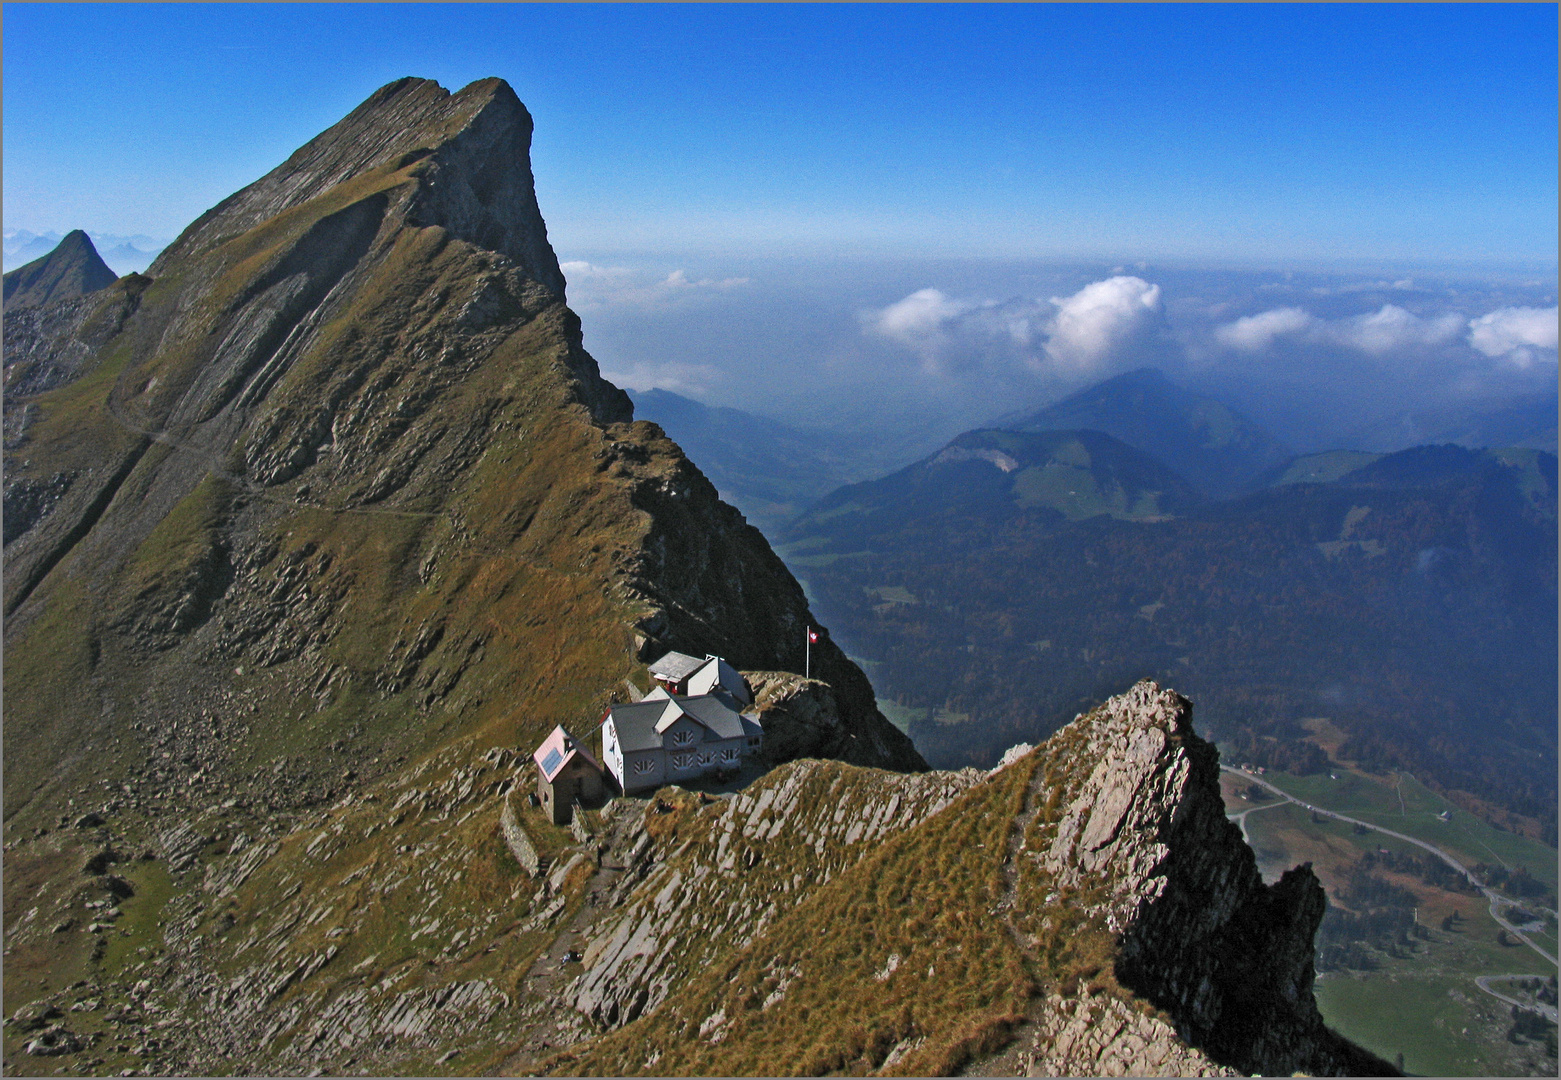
[677,693,747,741]
[648,650,704,682]
[605,699,682,753]
[604,690,758,751]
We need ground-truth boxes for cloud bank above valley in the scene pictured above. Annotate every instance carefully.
[563,253,1557,460]
[863,276,1172,379]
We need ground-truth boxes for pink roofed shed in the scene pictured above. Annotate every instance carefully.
[532,724,606,825]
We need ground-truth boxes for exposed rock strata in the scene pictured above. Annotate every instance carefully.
[1031,681,1395,1076]
[567,760,984,1030]
[547,681,1394,1078]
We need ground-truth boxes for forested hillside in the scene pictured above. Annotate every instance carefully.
[785,442,1558,841]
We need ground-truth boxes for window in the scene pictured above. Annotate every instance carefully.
[722,747,737,761]
[748,738,759,747]
[672,753,695,770]
[633,759,655,774]
[698,752,714,767]
[672,729,694,746]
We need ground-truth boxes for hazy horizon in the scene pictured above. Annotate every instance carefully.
[6,4,1556,459]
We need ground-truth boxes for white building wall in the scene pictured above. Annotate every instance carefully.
[603,724,626,791]
[620,747,666,794]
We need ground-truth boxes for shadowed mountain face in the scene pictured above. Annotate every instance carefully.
[2,230,118,311]
[998,367,1292,498]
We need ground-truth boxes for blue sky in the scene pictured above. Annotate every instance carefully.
[4,3,1557,269]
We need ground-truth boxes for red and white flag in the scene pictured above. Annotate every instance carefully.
[807,628,818,644]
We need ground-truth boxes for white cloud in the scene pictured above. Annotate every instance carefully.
[560,259,635,281]
[1467,306,1559,368]
[863,275,1165,377]
[1041,276,1162,372]
[599,359,723,397]
[1334,304,1462,355]
[864,288,977,365]
[562,263,750,310]
[1213,303,1462,356]
[1214,306,1314,352]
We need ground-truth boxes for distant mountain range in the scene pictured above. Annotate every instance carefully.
[1,229,118,311]
[781,370,1558,842]
[1344,391,1558,454]
[3,229,167,275]
[627,387,930,535]
[793,427,1204,535]
[994,367,1294,498]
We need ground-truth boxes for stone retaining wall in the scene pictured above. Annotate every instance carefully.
[499,794,541,877]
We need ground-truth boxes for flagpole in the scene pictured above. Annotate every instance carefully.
[805,626,811,681]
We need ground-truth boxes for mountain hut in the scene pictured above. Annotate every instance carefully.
[531,725,606,826]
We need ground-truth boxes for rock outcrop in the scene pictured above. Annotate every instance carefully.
[1025,681,1394,1077]
[566,760,983,1031]
[546,681,1394,1078]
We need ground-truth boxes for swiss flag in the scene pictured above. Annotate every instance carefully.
[807,628,819,644]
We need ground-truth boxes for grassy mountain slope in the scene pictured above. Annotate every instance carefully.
[547,683,1392,1078]
[997,367,1292,498]
[2,77,918,1075]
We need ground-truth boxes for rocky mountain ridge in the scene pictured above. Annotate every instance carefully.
[5,76,1383,1077]
[545,681,1391,1077]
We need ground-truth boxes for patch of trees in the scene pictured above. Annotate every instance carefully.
[1341,866,1418,911]
[1538,975,1559,1008]
[1505,1006,1557,1059]
[1473,863,1554,904]
[1221,729,1331,776]
[1357,848,1476,894]
[1315,903,1424,971]
[1314,864,1437,971]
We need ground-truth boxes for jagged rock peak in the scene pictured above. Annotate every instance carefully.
[149,77,565,296]
[2,229,118,311]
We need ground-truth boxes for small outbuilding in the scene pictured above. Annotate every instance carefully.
[647,650,707,695]
[532,725,606,826]
[648,651,752,704]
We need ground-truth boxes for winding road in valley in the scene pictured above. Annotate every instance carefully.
[1220,766,1558,1017]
